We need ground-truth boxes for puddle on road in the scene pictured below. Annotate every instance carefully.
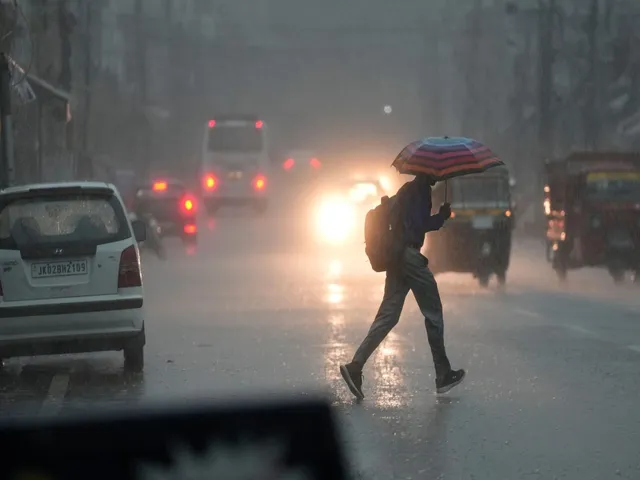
[371,331,410,409]
[324,312,349,399]
[325,283,345,306]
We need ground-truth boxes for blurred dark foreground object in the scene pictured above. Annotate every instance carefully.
[0,397,349,480]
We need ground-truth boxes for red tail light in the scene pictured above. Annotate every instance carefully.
[203,174,217,190]
[184,224,197,234]
[309,158,321,168]
[255,120,264,129]
[152,181,167,191]
[208,120,216,128]
[283,158,295,170]
[118,245,142,288]
[253,175,266,191]
[181,195,197,215]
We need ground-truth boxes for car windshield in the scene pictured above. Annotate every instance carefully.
[208,125,263,153]
[585,172,640,202]
[0,193,129,249]
[450,176,510,208]
[6,5,640,479]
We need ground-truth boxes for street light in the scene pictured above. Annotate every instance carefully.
[383,105,392,114]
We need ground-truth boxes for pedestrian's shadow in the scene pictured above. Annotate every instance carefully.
[419,395,459,477]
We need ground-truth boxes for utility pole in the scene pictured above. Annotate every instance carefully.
[584,0,600,149]
[537,0,556,160]
[421,3,444,135]
[81,1,92,154]
[0,53,15,188]
[421,30,441,134]
[462,0,483,137]
[134,0,149,176]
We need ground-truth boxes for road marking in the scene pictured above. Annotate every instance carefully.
[627,345,640,354]
[514,308,541,318]
[565,325,596,337]
[39,373,70,416]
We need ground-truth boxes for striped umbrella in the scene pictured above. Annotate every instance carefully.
[391,136,504,180]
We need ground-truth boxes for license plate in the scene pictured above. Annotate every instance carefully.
[228,171,243,179]
[31,259,88,278]
[471,216,494,229]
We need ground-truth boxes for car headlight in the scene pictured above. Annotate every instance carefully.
[316,196,356,244]
[349,183,378,203]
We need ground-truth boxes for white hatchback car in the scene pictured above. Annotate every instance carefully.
[0,182,147,372]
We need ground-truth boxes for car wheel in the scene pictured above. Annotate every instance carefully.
[124,345,144,373]
[124,329,145,373]
[555,267,567,282]
[610,269,625,284]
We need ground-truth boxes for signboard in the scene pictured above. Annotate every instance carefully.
[586,171,640,182]
[565,153,640,175]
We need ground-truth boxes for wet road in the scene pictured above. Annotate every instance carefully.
[2,206,640,479]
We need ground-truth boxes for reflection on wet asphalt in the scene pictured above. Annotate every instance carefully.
[2,205,640,479]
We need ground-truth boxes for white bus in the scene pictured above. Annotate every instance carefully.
[200,115,271,214]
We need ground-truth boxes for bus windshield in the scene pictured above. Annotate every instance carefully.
[208,125,263,153]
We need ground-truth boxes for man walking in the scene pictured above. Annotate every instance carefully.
[340,174,465,399]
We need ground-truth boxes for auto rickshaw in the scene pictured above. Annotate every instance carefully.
[425,167,515,287]
[544,151,640,283]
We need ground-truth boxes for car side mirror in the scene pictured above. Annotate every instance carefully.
[131,219,147,243]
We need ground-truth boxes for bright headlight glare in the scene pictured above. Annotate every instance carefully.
[316,196,356,243]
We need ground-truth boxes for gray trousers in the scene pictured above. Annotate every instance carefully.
[353,247,452,378]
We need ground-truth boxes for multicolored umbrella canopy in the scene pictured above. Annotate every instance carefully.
[391,136,504,180]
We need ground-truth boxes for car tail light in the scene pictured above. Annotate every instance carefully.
[181,195,197,215]
[203,174,217,190]
[255,120,264,129]
[118,245,142,288]
[309,158,321,168]
[184,224,197,234]
[283,158,295,170]
[152,181,167,191]
[208,120,216,128]
[253,175,266,191]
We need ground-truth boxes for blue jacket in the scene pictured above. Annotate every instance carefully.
[397,176,445,246]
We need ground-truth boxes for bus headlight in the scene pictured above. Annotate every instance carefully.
[316,196,356,244]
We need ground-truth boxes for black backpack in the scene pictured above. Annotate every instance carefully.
[364,194,404,272]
